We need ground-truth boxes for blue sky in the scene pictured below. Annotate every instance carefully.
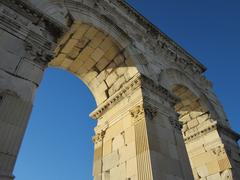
[14,1,240,179]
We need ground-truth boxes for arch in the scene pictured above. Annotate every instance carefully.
[49,21,139,105]
[0,1,239,180]
[158,68,228,126]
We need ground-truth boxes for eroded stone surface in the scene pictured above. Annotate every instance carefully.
[0,1,239,180]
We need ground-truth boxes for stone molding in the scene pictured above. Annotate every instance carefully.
[0,0,66,37]
[90,74,176,120]
[184,121,240,143]
[90,73,142,119]
[184,122,218,143]
[112,0,206,73]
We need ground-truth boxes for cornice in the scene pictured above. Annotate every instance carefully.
[0,0,67,38]
[90,74,177,120]
[90,73,142,120]
[113,0,207,73]
[184,122,218,143]
[184,122,240,143]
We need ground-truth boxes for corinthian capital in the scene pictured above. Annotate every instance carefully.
[24,42,54,66]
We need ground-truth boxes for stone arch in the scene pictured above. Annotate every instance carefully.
[0,1,240,180]
[158,68,227,126]
[159,68,238,179]
[49,21,139,105]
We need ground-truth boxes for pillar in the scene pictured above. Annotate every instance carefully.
[90,74,194,180]
[0,25,53,178]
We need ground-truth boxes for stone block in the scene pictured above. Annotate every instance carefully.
[119,142,136,163]
[106,72,118,87]
[61,58,73,69]
[196,165,209,178]
[72,24,90,40]
[206,160,220,175]
[106,62,117,73]
[96,57,111,71]
[0,49,20,73]
[116,67,127,76]
[91,48,105,62]
[104,45,119,60]
[61,39,78,54]
[15,59,44,85]
[50,53,66,66]
[112,76,126,92]
[207,173,221,180]
[187,119,199,129]
[124,127,135,145]
[84,26,98,39]
[99,36,114,52]
[112,134,125,151]
[102,151,119,171]
[83,71,98,84]
[126,157,137,178]
[89,31,106,49]
[103,140,112,157]
[114,54,125,65]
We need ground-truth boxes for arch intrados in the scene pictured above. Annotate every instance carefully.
[159,69,219,120]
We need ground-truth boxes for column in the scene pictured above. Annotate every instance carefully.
[91,74,194,180]
[0,28,52,178]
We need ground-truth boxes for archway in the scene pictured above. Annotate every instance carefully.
[159,69,240,179]
[0,1,239,180]
[13,68,96,180]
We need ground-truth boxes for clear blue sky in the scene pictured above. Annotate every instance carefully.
[14,1,240,179]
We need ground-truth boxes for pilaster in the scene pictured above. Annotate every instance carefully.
[91,74,194,180]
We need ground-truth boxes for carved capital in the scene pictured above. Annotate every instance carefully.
[211,146,226,156]
[169,116,183,132]
[92,131,106,144]
[130,104,144,124]
[145,105,157,121]
[130,104,158,125]
[24,42,53,66]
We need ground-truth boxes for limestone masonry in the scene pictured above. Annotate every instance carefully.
[0,0,239,180]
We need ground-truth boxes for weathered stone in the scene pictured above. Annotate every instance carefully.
[0,1,239,180]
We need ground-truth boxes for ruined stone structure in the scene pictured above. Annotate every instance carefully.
[0,0,239,180]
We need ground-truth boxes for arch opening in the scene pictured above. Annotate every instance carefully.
[172,85,213,139]
[13,67,97,180]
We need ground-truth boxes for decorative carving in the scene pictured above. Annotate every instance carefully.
[211,146,226,156]
[130,104,144,124]
[24,41,53,66]
[114,0,206,74]
[90,74,178,120]
[169,116,183,131]
[92,131,106,144]
[0,0,66,35]
[90,74,142,119]
[145,105,157,120]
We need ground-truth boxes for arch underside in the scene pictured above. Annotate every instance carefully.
[50,21,139,105]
